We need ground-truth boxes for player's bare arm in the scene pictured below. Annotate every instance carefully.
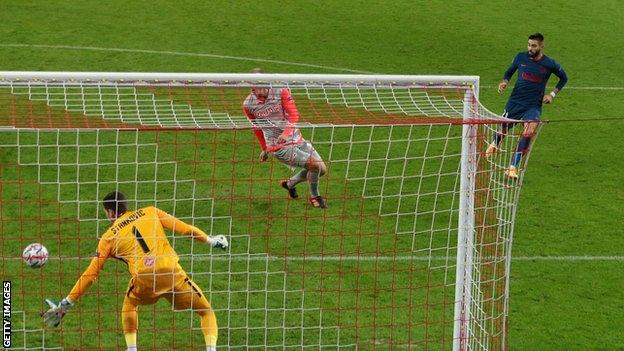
[259,149,269,162]
[542,87,560,104]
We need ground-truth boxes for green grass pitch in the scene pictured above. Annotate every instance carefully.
[1,0,623,350]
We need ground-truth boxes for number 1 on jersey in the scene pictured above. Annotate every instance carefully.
[132,226,151,253]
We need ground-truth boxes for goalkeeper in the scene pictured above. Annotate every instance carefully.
[42,191,228,351]
[486,32,568,178]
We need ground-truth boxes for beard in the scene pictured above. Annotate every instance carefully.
[528,49,541,58]
[253,88,269,98]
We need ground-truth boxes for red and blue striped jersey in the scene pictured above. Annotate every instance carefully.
[504,52,568,107]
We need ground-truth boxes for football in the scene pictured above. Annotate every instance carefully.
[22,243,49,268]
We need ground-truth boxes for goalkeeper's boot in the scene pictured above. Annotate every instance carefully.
[210,235,229,250]
[281,180,299,199]
[485,142,499,159]
[310,196,327,209]
[505,165,519,179]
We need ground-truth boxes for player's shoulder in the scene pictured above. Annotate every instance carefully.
[100,226,116,241]
[514,52,528,60]
[139,205,156,212]
[278,87,292,97]
[277,88,296,103]
[243,93,256,107]
[95,230,116,257]
[542,55,562,68]
[509,52,528,65]
[135,206,158,217]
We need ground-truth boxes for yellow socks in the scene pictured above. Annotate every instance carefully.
[124,332,137,351]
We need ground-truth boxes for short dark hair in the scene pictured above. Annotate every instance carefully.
[528,33,544,42]
[103,191,127,215]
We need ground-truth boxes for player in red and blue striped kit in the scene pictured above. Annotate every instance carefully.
[486,33,568,178]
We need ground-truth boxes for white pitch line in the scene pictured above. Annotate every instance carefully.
[232,255,624,262]
[183,255,624,262]
[543,86,624,91]
[509,255,624,261]
[3,43,624,91]
[0,43,374,74]
[482,85,624,91]
[9,255,624,262]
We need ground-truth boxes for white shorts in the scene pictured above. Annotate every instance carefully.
[272,141,322,168]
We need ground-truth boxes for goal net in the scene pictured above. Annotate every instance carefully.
[0,72,539,350]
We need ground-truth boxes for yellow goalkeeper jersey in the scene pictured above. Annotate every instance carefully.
[67,206,208,302]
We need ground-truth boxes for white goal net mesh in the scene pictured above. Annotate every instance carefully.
[0,72,538,350]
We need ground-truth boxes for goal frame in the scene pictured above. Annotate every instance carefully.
[1,71,500,350]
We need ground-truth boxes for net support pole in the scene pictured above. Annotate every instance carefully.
[453,86,478,351]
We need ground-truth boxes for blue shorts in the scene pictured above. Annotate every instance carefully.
[502,102,541,121]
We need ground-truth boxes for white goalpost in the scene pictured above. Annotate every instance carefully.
[0,71,538,350]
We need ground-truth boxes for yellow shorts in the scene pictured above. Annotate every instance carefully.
[124,265,211,311]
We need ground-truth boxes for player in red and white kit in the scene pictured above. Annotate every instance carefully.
[243,68,327,208]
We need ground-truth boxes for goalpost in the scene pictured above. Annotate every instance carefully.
[0,71,538,350]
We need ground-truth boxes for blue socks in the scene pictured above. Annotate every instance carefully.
[511,136,531,167]
[493,123,512,146]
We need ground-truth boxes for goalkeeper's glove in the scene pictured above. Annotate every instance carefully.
[208,235,229,250]
[42,297,73,327]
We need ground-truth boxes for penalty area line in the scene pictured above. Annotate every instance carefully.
[0,43,374,74]
[2,44,623,90]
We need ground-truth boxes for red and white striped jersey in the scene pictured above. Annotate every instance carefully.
[243,88,303,151]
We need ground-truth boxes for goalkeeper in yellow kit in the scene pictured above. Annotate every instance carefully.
[42,191,228,351]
